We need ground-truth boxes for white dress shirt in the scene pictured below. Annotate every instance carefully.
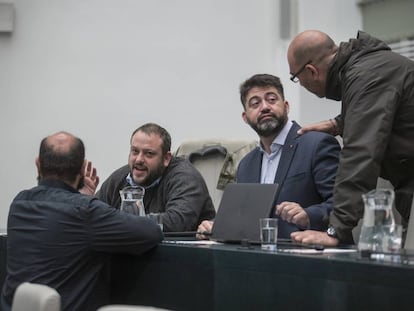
[260,119,293,184]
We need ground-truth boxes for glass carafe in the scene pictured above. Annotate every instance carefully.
[119,186,145,216]
[358,188,401,252]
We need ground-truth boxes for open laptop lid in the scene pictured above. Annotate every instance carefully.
[211,183,279,244]
[404,195,414,251]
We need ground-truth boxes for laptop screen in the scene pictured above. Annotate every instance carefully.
[404,195,414,250]
[211,183,279,244]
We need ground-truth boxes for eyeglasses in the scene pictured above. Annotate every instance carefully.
[290,60,312,83]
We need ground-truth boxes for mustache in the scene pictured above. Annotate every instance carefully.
[258,113,276,122]
[133,164,147,170]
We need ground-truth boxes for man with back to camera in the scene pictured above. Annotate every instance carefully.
[1,131,163,311]
[287,30,414,246]
[197,74,340,239]
[97,122,216,232]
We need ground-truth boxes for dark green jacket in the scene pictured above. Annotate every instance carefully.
[326,31,414,243]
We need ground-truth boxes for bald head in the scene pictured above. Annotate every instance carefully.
[37,131,85,184]
[288,30,337,69]
[46,131,78,153]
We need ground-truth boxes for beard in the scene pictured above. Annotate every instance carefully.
[248,113,288,138]
[132,162,166,187]
[141,165,165,187]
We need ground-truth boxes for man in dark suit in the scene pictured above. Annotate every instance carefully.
[198,74,340,239]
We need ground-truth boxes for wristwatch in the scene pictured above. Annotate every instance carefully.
[326,225,338,238]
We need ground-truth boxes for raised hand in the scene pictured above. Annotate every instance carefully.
[80,160,100,195]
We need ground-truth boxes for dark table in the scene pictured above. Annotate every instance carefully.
[110,241,414,311]
[2,236,414,311]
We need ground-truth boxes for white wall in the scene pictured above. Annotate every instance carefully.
[0,0,361,229]
[293,0,362,124]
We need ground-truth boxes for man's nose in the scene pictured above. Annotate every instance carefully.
[134,152,144,163]
[260,99,272,111]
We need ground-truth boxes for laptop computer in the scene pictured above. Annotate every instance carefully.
[403,195,414,251]
[211,183,279,244]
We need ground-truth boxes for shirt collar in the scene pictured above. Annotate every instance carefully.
[38,178,79,193]
[126,173,161,190]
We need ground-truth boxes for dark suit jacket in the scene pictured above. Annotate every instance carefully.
[236,122,340,239]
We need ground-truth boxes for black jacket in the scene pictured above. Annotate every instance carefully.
[97,157,216,232]
[1,179,163,311]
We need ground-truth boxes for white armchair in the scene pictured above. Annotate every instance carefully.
[11,282,60,311]
[175,139,257,211]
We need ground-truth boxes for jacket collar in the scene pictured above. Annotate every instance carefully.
[325,30,391,101]
[273,121,300,184]
[38,178,78,193]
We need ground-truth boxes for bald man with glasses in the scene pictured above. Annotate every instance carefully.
[287,30,414,247]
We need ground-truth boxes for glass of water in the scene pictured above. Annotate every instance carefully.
[260,218,278,251]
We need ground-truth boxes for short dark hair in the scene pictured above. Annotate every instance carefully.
[239,74,285,108]
[39,132,85,183]
[131,123,171,155]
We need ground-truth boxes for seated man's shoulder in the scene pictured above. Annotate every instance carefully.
[168,156,198,173]
[167,157,213,184]
[299,130,340,145]
[96,164,129,198]
[239,146,260,163]
[108,164,130,178]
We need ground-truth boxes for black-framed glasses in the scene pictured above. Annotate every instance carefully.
[290,60,312,83]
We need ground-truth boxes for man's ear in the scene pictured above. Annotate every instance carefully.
[308,63,319,79]
[242,111,248,124]
[285,100,290,113]
[35,157,41,176]
[164,151,172,167]
[80,160,87,176]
